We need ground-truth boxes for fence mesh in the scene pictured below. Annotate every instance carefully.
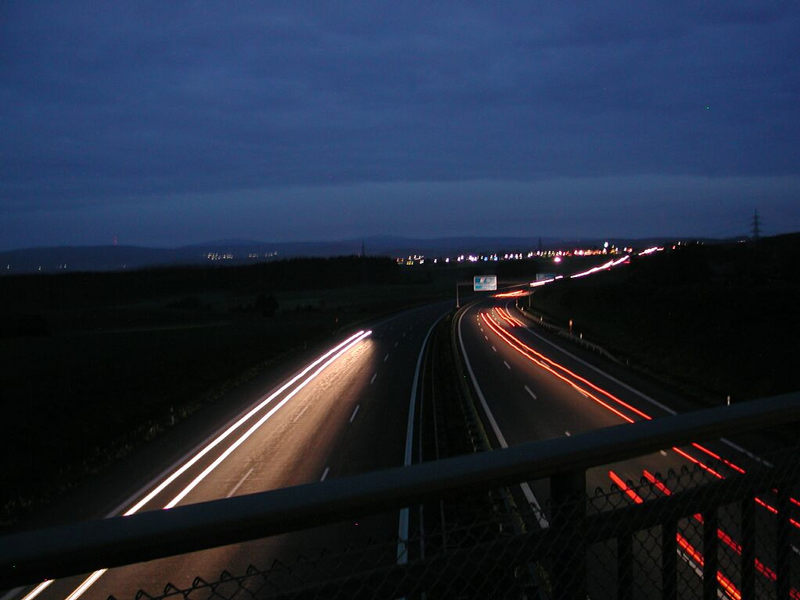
[112,441,800,600]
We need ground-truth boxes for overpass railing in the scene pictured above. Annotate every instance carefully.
[1,393,799,599]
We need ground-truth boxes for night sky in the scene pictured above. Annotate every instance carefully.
[2,2,799,250]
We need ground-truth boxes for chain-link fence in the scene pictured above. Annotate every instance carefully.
[116,441,800,600]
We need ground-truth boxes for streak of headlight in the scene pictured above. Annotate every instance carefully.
[570,255,629,279]
[638,246,663,256]
[36,330,371,600]
[165,329,371,508]
[64,570,106,600]
[124,329,369,516]
[19,581,54,600]
[529,278,554,288]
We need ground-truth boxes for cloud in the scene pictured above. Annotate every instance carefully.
[2,175,798,250]
[0,2,798,243]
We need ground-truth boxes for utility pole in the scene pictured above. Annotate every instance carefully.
[751,209,761,242]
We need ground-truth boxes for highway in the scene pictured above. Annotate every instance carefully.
[457,297,788,597]
[6,286,793,600]
[9,301,449,600]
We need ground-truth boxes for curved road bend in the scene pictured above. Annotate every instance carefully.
[457,298,781,540]
[11,301,450,600]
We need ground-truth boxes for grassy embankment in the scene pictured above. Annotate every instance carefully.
[0,256,458,530]
[529,234,800,406]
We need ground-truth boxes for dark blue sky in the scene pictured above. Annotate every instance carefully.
[2,2,799,249]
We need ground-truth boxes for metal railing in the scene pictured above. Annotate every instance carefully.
[2,392,800,598]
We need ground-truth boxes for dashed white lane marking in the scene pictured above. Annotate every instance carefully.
[370,373,377,384]
[524,385,537,400]
[349,404,360,423]
[660,450,668,457]
[291,404,310,423]
[503,361,511,370]
[384,353,390,362]
[320,467,330,482]
[491,346,497,352]
[565,431,571,437]
[484,335,489,341]
[457,309,549,530]
[227,467,254,498]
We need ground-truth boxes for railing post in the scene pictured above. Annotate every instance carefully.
[662,518,677,600]
[617,534,633,600]
[702,507,718,600]
[740,496,755,600]
[551,469,586,600]
[777,484,791,598]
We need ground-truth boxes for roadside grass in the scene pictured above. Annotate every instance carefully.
[529,240,800,406]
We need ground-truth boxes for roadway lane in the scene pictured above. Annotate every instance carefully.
[457,298,789,598]
[458,299,768,495]
[10,301,449,600]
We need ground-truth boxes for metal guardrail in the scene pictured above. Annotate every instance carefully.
[2,392,800,594]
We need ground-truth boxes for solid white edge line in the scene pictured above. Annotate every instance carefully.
[397,314,445,566]
[457,306,550,529]
[514,307,775,467]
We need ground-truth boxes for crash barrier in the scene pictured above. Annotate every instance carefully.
[1,393,799,599]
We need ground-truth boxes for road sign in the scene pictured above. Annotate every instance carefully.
[473,275,497,291]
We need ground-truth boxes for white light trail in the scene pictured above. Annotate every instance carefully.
[23,330,372,600]
[165,329,371,508]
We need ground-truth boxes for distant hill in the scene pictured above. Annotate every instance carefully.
[0,235,728,274]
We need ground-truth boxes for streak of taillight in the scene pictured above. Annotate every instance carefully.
[483,311,652,422]
[754,497,800,529]
[608,470,643,504]
[482,313,637,424]
[492,307,517,328]
[670,446,724,479]
[691,442,747,474]
[482,308,800,537]
[498,306,525,327]
[642,470,672,497]
[613,472,742,600]
[643,470,790,586]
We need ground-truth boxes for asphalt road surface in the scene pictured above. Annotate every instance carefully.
[457,297,787,598]
[8,301,450,600]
